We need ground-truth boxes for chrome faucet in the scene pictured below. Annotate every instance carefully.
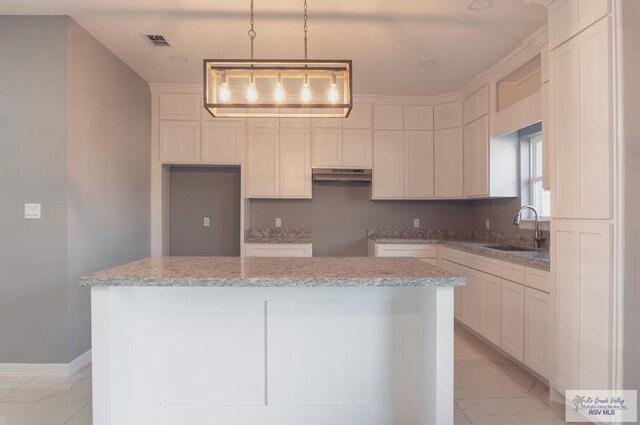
[513,205,544,249]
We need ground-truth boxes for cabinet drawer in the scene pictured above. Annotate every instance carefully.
[244,243,312,257]
[525,268,551,293]
[375,244,437,258]
[439,259,463,275]
[440,246,462,265]
[462,252,501,277]
[419,258,438,266]
[502,262,525,284]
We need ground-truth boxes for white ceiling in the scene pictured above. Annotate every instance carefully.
[0,0,547,96]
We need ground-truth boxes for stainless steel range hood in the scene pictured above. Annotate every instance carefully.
[312,168,372,182]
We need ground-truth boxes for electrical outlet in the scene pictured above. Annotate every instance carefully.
[414,219,420,228]
[24,203,41,219]
[203,217,210,227]
[485,219,490,230]
[275,218,282,228]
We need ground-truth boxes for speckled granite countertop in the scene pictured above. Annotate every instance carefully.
[368,229,550,271]
[245,228,312,244]
[80,257,464,288]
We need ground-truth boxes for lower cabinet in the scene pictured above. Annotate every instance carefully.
[460,268,481,332]
[440,259,464,321]
[524,287,550,379]
[244,243,312,257]
[478,271,502,347]
[368,242,438,264]
[501,279,525,362]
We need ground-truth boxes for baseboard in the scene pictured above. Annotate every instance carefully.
[0,349,92,377]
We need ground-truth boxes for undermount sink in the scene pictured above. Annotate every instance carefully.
[483,244,538,252]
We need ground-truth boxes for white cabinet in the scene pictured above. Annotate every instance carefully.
[501,279,525,362]
[524,287,550,379]
[541,81,550,190]
[246,127,279,197]
[551,219,612,392]
[548,0,609,49]
[372,131,404,198]
[541,43,549,84]
[439,259,464,321]
[159,93,201,120]
[403,106,434,130]
[279,129,311,198]
[201,121,243,164]
[404,131,434,198]
[244,243,312,257]
[342,129,373,168]
[343,104,373,129]
[280,116,311,129]
[463,85,489,125]
[312,128,372,168]
[434,101,463,130]
[160,121,201,163]
[478,271,502,347]
[434,128,464,198]
[461,267,481,332]
[463,115,489,197]
[550,18,612,219]
[312,128,342,167]
[373,105,404,130]
[369,242,438,260]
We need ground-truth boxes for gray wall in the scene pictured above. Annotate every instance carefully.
[622,0,640,393]
[0,16,150,363]
[170,167,241,256]
[0,16,70,363]
[250,182,473,256]
[66,19,151,361]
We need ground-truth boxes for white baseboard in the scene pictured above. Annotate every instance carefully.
[0,349,92,377]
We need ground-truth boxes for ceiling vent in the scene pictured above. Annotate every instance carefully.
[141,34,171,47]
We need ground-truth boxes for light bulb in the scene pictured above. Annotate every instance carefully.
[219,73,231,102]
[301,74,311,104]
[246,74,258,103]
[328,74,339,104]
[274,74,285,103]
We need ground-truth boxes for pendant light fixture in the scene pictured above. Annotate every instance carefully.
[204,0,352,118]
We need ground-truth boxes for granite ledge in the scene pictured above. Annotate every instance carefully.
[245,228,312,244]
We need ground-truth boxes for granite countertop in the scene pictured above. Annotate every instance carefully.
[79,257,464,288]
[245,228,312,244]
[368,229,550,271]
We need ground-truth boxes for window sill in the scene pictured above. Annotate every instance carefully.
[518,218,550,232]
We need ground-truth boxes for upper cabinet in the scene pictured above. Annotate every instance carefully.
[541,43,550,83]
[343,104,373,129]
[201,121,243,165]
[434,101,463,130]
[434,128,464,198]
[550,18,612,219]
[549,0,609,49]
[373,105,404,130]
[159,93,201,120]
[463,85,489,125]
[404,106,434,130]
[404,131,435,198]
[160,121,201,163]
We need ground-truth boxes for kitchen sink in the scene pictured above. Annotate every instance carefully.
[483,244,538,252]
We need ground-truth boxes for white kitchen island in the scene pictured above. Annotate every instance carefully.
[80,257,464,425]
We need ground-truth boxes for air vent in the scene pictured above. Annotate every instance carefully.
[141,34,171,47]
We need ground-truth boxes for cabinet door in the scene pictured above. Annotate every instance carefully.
[463,115,489,197]
[342,129,372,168]
[549,0,609,49]
[404,131,434,198]
[551,219,612,392]
[440,260,464,321]
[159,93,201,120]
[201,121,243,164]
[343,104,373,129]
[479,271,502,347]
[312,128,343,167]
[246,128,279,197]
[463,85,489,125]
[311,108,343,129]
[160,121,201,163]
[434,128,463,198]
[541,43,550,84]
[279,129,311,198]
[461,267,481,332]
[247,109,280,129]
[434,101,463,130]
[524,287,550,380]
[550,18,611,219]
[280,109,311,129]
[373,105,404,130]
[403,106,434,130]
[541,82,550,190]
[501,279,525,362]
[372,131,404,198]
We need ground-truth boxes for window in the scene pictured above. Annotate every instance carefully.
[528,134,550,218]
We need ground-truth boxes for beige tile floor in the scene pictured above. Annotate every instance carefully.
[0,324,569,425]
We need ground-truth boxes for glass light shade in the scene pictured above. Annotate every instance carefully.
[204,59,352,118]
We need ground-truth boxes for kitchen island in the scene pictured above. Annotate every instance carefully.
[81,257,464,425]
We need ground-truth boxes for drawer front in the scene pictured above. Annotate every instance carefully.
[439,259,463,275]
[419,258,438,266]
[376,244,438,258]
[525,268,551,293]
[440,246,463,265]
[462,252,502,277]
[501,262,525,284]
[244,244,312,257]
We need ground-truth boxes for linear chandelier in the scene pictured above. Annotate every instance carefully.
[204,0,352,118]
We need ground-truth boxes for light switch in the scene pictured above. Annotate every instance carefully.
[204,217,210,227]
[413,219,420,228]
[24,203,41,219]
[275,218,282,228]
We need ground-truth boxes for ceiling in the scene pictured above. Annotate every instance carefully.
[0,0,547,96]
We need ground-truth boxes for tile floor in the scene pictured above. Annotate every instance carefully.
[0,323,569,425]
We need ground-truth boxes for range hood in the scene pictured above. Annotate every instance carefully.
[312,168,372,182]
